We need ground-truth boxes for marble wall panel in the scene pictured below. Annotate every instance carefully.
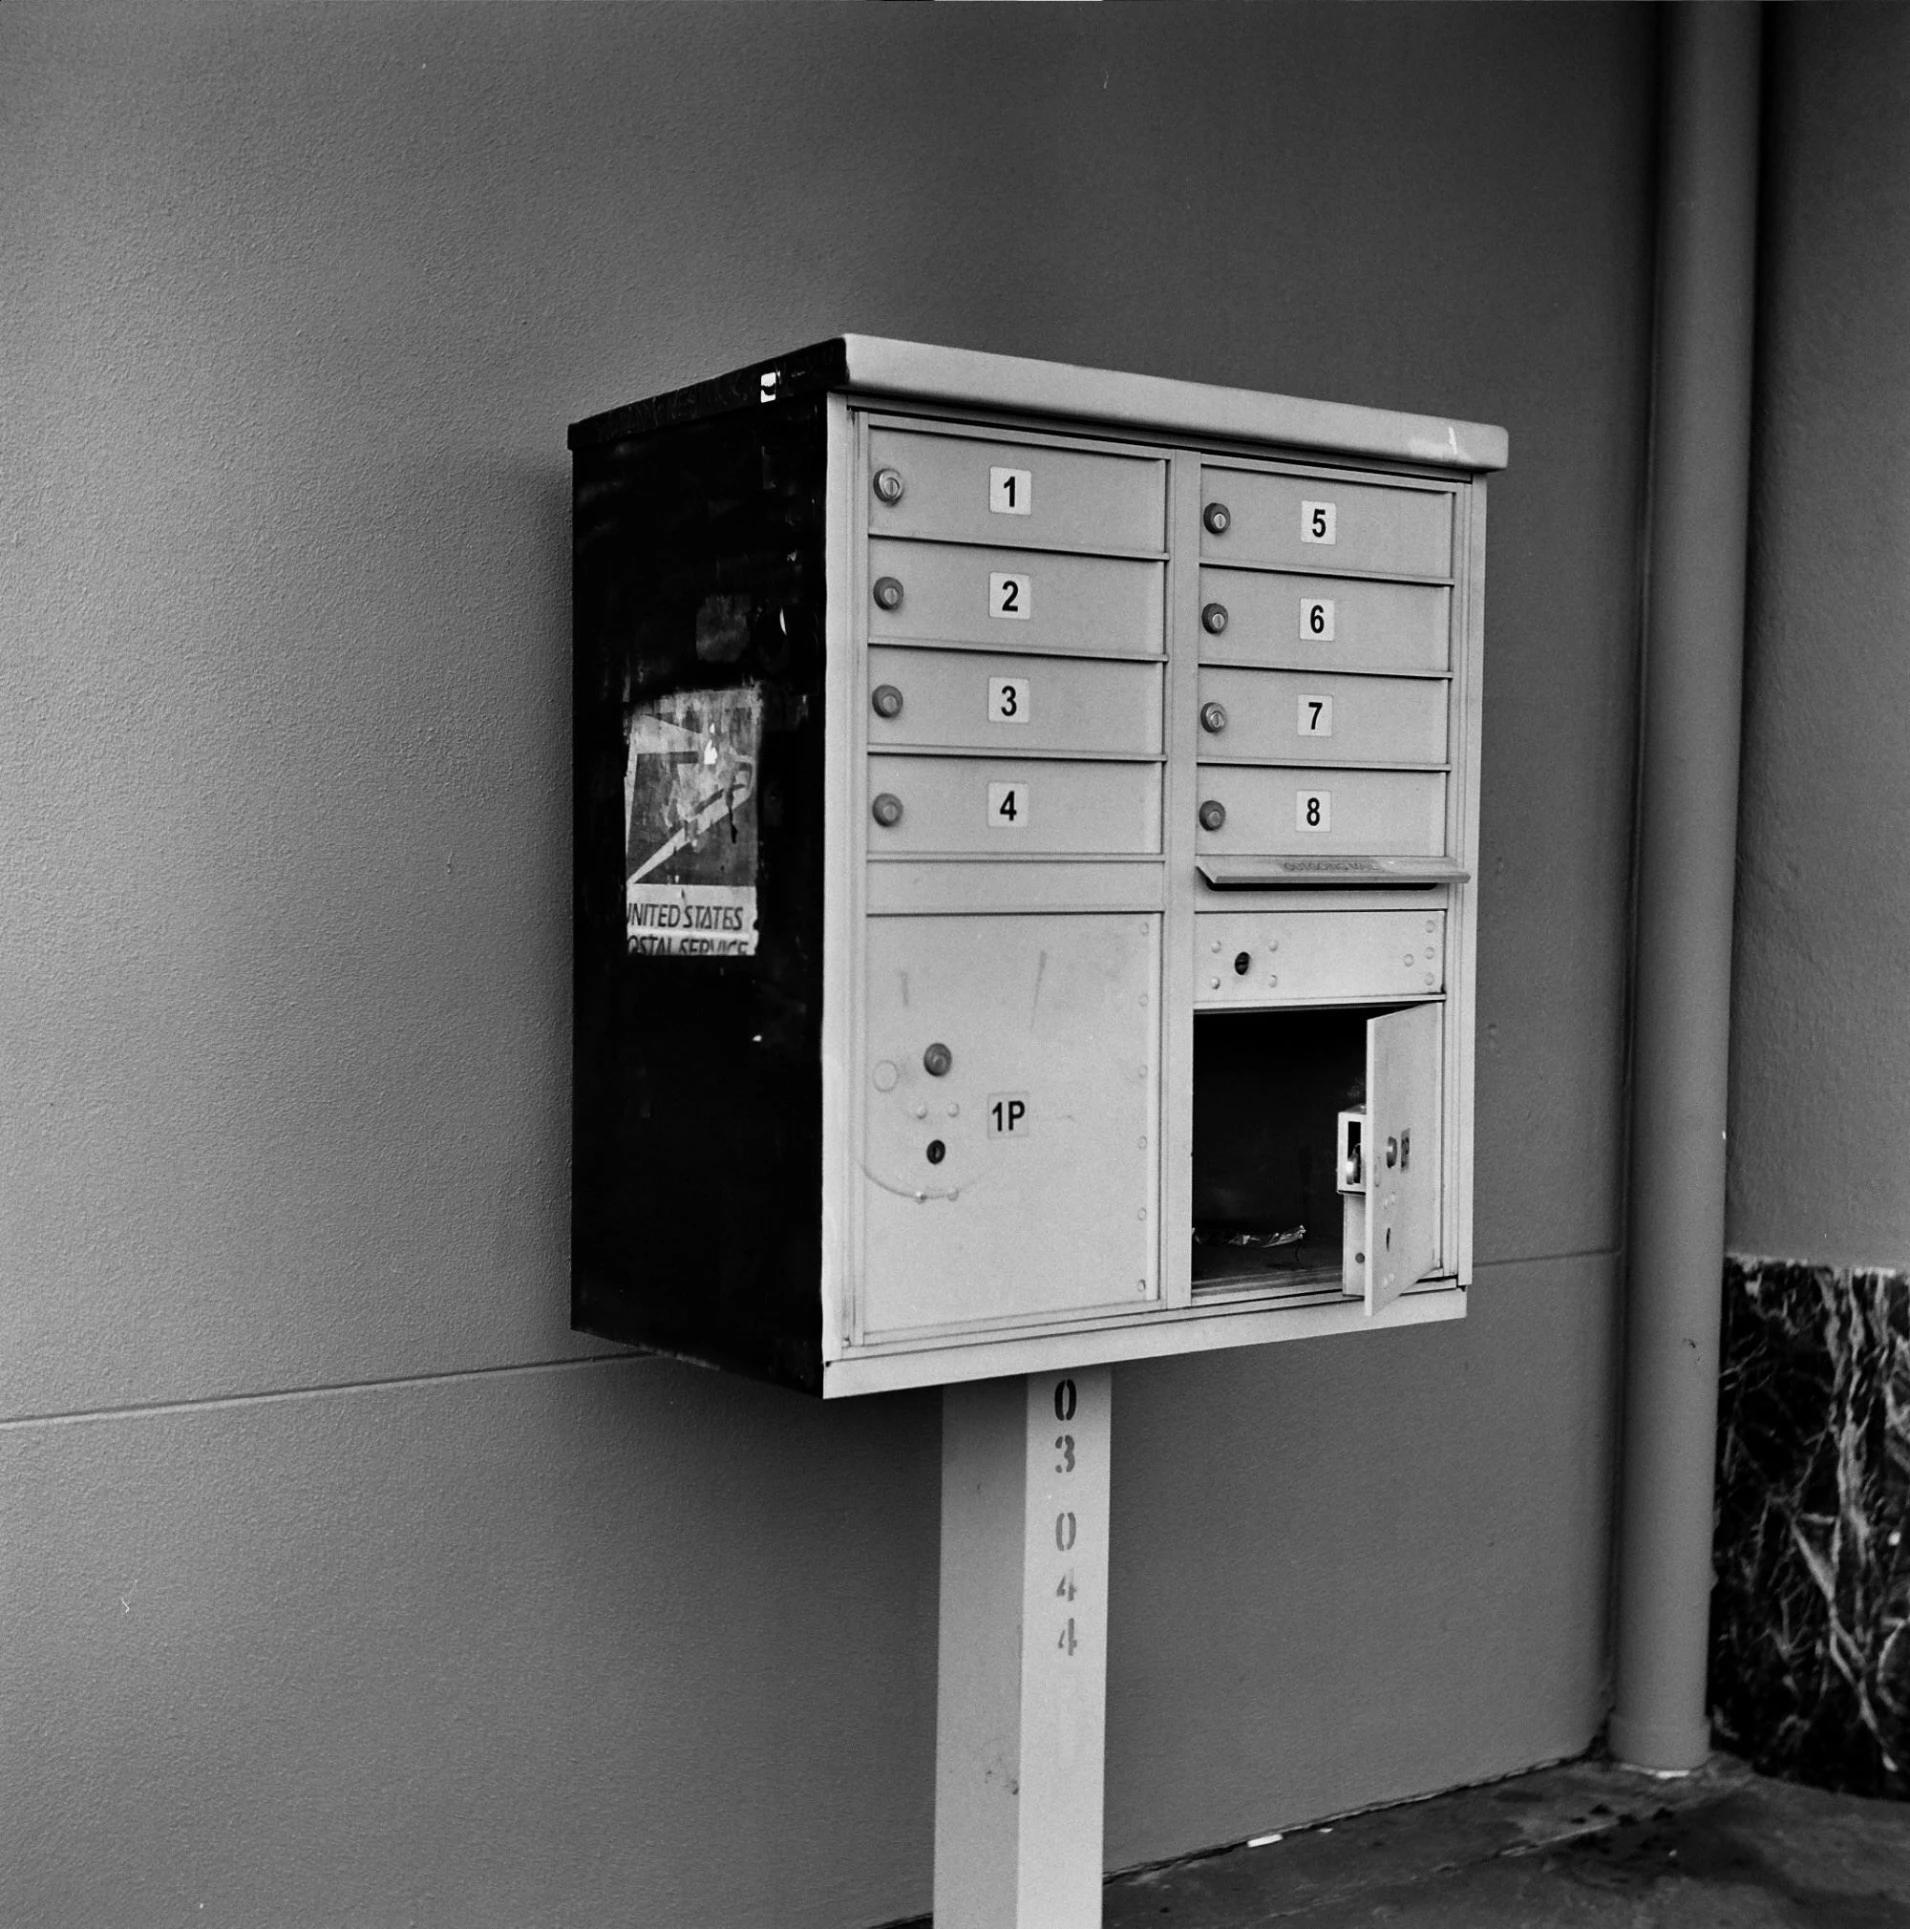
[1710,1255,1910,1796]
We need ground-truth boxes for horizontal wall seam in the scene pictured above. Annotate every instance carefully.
[0,1347,652,1433]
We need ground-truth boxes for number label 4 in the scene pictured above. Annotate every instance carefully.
[989,572,1031,620]
[1297,696,1333,737]
[1301,500,1337,545]
[990,467,1032,516]
[988,676,1031,724]
[987,781,1029,828]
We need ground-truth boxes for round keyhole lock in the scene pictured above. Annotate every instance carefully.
[872,467,905,505]
[1233,951,1251,976]
[871,792,904,828]
[1198,799,1227,832]
[1202,501,1232,536]
[923,1041,953,1077]
[1200,701,1228,735]
[926,1140,946,1165]
[1201,602,1229,635]
[872,576,904,612]
[871,683,904,719]
[1386,1136,1400,1168]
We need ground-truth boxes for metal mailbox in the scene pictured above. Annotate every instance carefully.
[570,337,1503,1396]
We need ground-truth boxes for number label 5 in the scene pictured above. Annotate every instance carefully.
[1297,696,1333,737]
[1301,501,1337,545]
[987,781,1029,828]
[990,467,1032,516]
[988,676,1031,724]
[1296,789,1332,832]
[989,573,1032,620]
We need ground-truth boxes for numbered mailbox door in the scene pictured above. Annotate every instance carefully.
[1359,1002,1444,1315]
[857,913,1160,1337]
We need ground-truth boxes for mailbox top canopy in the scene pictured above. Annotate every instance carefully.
[567,334,1509,474]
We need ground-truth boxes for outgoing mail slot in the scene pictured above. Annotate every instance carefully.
[869,428,1166,555]
[1201,469,1454,577]
[1197,668,1448,766]
[1195,909,1445,1006]
[1195,766,1446,856]
[1198,571,1450,675]
[868,647,1163,758]
[868,539,1164,658]
[868,755,1163,856]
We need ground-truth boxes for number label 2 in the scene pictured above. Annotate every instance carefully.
[988,676,1031,724]
[986,781,1029,828]
[990,467,1032,516]
[1301,501,1337,545]
[1297,696,1334,737]
[1300,597,1336,640]
[989,572,1032,620]
[1296,789,1332,832]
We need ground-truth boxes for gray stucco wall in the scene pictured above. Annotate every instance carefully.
[1728,6,1910,1271]
[2,7,1654,1924]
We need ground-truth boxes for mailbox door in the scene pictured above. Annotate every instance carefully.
[1364,1002,1443,1315]
[859,912,1159,1337]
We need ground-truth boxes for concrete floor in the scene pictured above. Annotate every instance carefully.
[1095,1754,1910,1928]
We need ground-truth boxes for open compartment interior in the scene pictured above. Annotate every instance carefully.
[1192,1006,1390,1295]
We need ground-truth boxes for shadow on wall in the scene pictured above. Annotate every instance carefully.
[1711,1255,1910,1797]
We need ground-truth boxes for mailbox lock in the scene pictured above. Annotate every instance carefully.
[872,576,904,611]
[926,1140,946,1165]
[871,792,904,828]
[1198,800,1227,832]
[872,467,905,505]
[1202,501,1231,536]
[1233,951,1251,976]
[923,1042,953,1077]
[1201,602,1229,635]
[871,683,904,719]
[1200,701,1228,735]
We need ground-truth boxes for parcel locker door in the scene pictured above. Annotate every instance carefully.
[1364,1002,1443,1315]
[859,913,1159,1337]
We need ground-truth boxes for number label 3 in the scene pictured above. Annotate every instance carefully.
[989,573,1032,620]
[988,676,1031,724]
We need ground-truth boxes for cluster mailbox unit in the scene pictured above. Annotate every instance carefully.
[570,337,1503,1397]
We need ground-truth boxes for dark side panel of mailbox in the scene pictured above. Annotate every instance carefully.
[571,394,831,1394]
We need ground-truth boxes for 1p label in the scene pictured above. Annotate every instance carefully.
[988,1092,1031,1137]
[990,467,1032,516]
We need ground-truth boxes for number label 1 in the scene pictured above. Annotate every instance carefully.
[1296,789,1332,832]
[988,1092,1031,1138]
[1297,696,1334,737]
[990,466,1032,516]
[988,676,1031,724]
[1300,596,1336,640]
[1301,500,1337,545]
[989,572,1031,620]
[987,780,1029,828]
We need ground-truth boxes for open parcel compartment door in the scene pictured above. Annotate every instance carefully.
[1363,1002,1443,1315]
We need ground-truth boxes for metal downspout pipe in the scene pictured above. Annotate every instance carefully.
[1609,5,1763,1772]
